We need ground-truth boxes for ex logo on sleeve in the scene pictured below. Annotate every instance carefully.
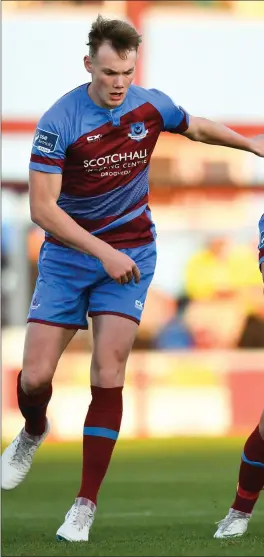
[33,128,59,153]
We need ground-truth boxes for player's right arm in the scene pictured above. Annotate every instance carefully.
[29,170,140,285]
[258,215,264,284]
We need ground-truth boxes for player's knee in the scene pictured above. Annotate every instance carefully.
[92,349,128,388]
[21,369,51,395]
[259,410,264,439]
[92,364,126,388]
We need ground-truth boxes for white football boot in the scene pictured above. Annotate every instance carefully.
[1,419,50,490]
[56,498,96,542]
[214,508,251,538]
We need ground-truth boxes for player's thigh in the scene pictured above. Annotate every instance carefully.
[91,314,138,387]
[22,323,76,392]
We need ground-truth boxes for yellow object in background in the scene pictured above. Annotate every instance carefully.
[231,1,264,17]
[185,238,260,302]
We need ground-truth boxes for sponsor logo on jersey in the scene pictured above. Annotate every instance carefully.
[87,134,102,142]
[33,128,59,154]
[128,122,148,142]
[83,149,148,168]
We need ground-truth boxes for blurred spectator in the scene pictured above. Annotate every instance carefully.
[237,289,264,348]
[237,314,264,348]
[152,296,195,350]
[184,235,263,349]
[1,249,9,327]
[184,295,246,349]
[185,236,260,301]
[1,206,17,327]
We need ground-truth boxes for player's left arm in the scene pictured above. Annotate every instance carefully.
[182,116,264,157]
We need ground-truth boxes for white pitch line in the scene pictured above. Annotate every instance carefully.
[2,509,264,520]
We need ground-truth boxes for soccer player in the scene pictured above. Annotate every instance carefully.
[2,15,264,543]
[214,218,264,538]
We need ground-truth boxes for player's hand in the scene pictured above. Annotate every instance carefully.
[250,135,264,157]
[101,248,141,285]
[261,262,264,285]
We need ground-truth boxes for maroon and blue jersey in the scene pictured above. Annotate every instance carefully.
[259,214,264,268]
[30,83,189,248]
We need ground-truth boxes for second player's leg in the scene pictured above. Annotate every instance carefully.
[214,409,264,538]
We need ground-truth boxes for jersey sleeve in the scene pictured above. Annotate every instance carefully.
[150,89,189,134]
[29,109,70,174]
[258,214,264,269]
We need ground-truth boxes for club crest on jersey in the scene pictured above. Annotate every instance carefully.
[128,122,148,142]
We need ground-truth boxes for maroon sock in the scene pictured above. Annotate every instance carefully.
[17,371,52,435]
[231,426,264,514]
[78,386,123,505]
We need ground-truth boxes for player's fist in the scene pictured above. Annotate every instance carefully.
[250,135,264,157]
[101,248,140,285]
[261,262,264,283]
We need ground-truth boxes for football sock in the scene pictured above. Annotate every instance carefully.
[231,425,264,514]
[78,385,123,505]
[17,370,52,436]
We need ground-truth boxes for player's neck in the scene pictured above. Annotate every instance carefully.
[87,83,111,110]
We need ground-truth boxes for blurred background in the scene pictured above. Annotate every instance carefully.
[2,0,264,443]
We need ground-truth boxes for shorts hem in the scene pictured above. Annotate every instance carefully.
[27,318,88,330]
[88,311,140,325]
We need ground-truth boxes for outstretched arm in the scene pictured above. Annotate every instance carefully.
[183,116,264,157]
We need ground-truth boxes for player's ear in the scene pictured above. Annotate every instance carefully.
[84,56,92,74]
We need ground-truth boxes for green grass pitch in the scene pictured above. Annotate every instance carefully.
[2,437,264,556]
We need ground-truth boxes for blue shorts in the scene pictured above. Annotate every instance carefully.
[28,241,157,329]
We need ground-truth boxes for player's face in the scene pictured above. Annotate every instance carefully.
[84,42,137,109]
